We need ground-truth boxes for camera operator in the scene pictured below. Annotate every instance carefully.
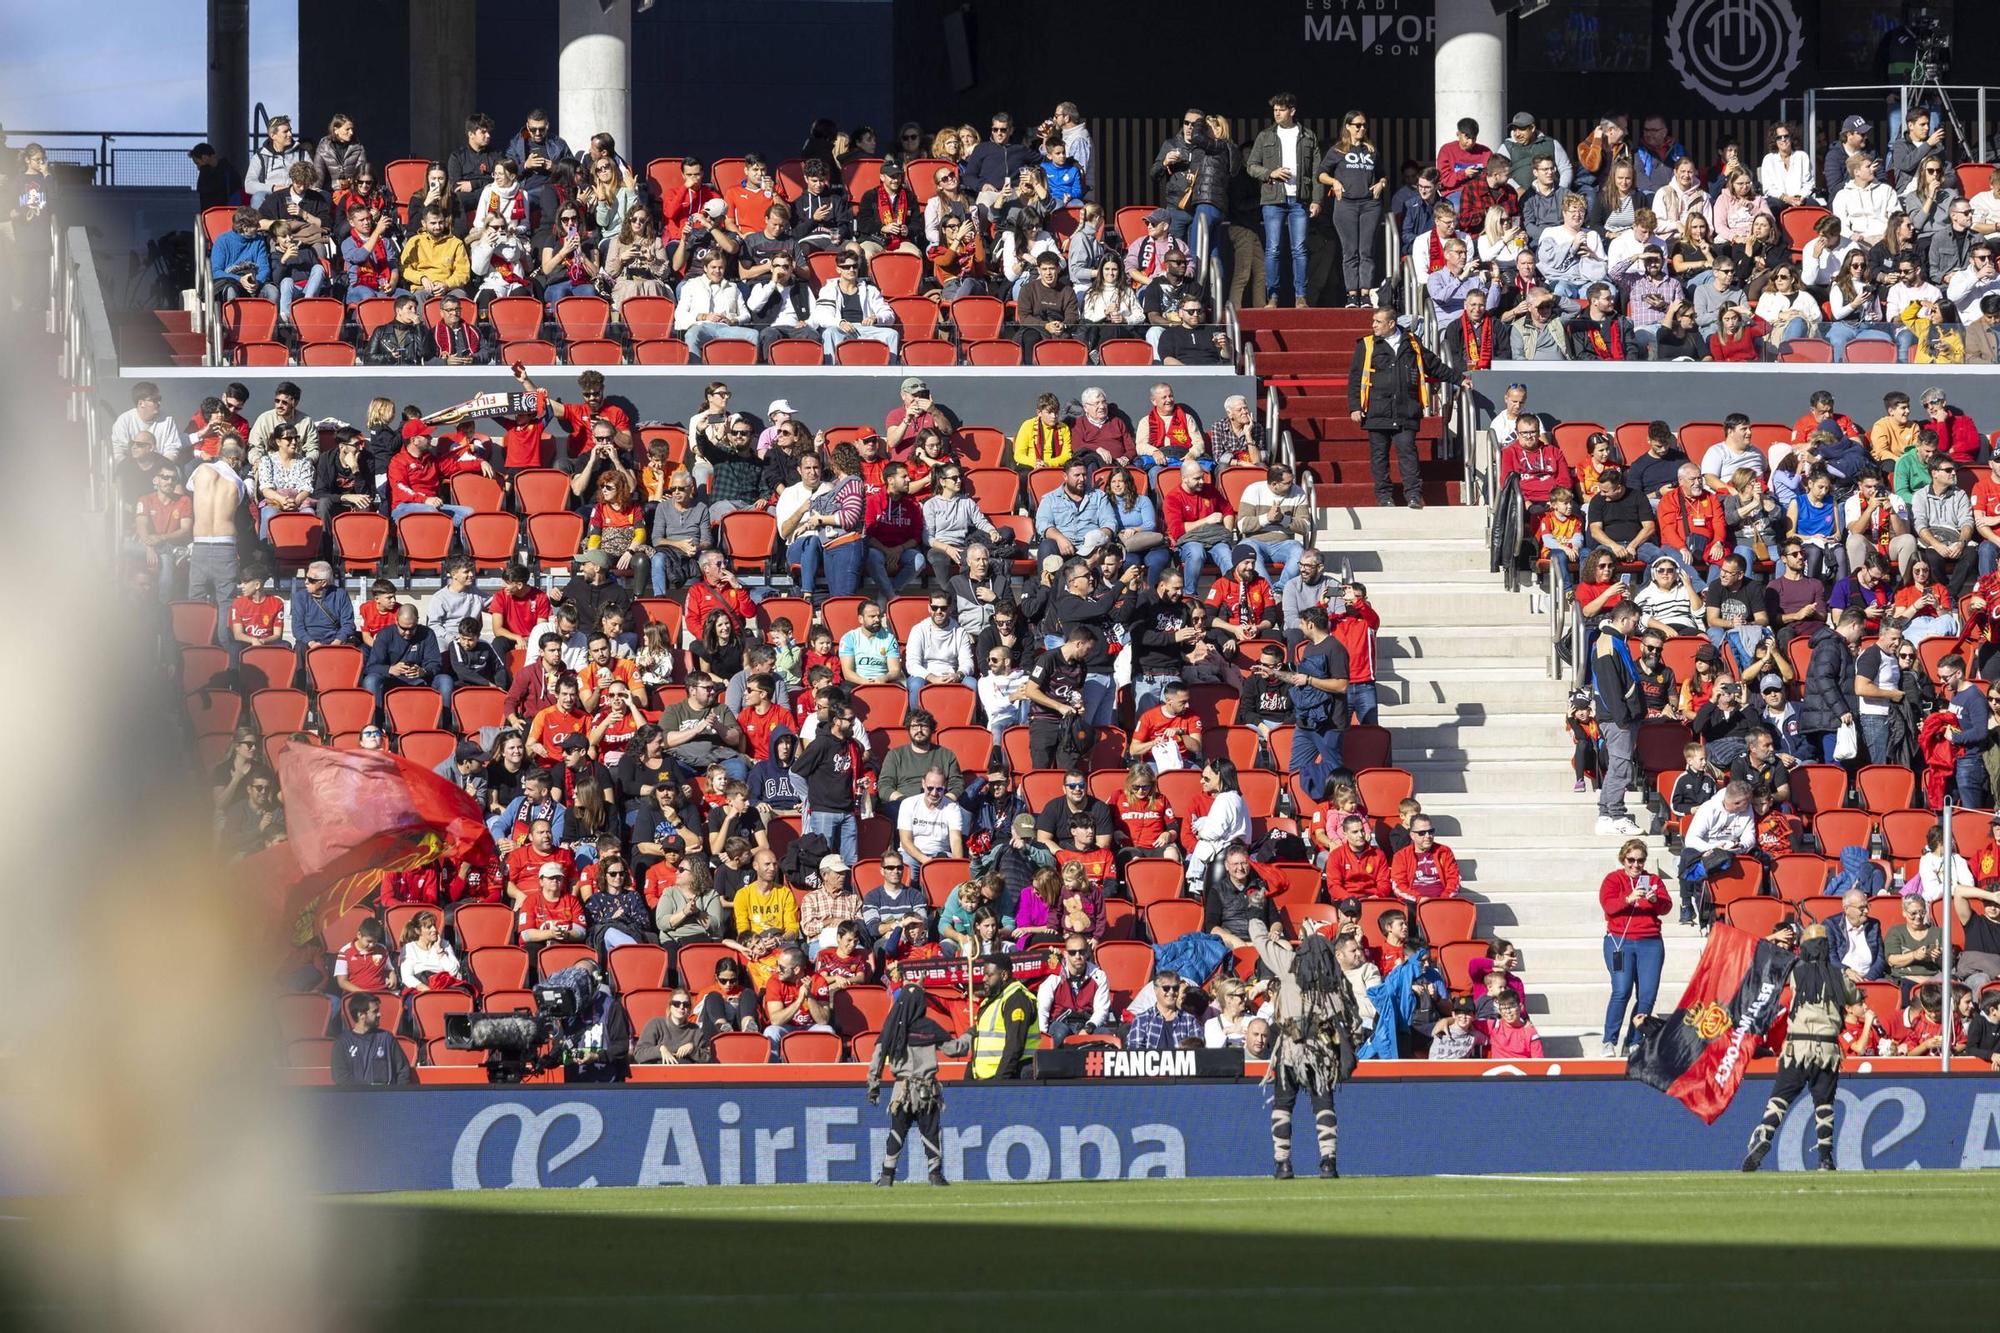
[331,994,414,1087]
[558,959,632,1083]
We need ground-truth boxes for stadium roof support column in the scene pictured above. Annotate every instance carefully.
[207,0,249,168]
[559,0,632,162]
[410,0,477,165]
[1434,0,1507,162]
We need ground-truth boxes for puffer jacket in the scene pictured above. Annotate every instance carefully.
[1799,625,1858,734]
[244,141,310,200]
[1184,122,1236,211]
[313,137,371,190]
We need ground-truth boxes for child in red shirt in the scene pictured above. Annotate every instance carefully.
[228,569,287,649]
[357,578,401,646]
[1054,820,1117,891]
[802,625,840,681]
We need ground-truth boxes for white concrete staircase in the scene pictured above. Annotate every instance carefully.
[1320,506,1707,1055]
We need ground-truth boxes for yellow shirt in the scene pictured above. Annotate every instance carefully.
[1869,415,1919,461]
[401,231,472,290]
[1012,418,1073,469]
[732,880,799,938]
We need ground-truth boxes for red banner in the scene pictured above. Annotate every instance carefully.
[1627,922,1797,1123]
[250,745,495,944]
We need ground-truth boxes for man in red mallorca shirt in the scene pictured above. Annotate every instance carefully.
[1325,814,1392,899]
[683,550,757,640]
[227,565,287,655]
[527,366,632,465]
[864,460,927,600]
[1498,415,1573,512]
[1331,581,1381,726]
[1790,390,1862,447]
[487,562,551,659]
[518,861,586,947]
[507,820,577,902]
[386,431,476,533]
[1389,817,1461,906]
[1205,543,1280,633]
[1163,460,1238,593]
[1128,679,1206,769]
[528,676,591,763]
[736,671,788,762]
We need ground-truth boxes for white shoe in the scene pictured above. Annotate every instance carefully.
[1599,1042,1621,1060]
[1596,816,1642,836]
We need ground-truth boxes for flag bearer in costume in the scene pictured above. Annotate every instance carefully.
[1741,923,1858,1173]
[1250,919,1360,1178]
[866,979,970,1186]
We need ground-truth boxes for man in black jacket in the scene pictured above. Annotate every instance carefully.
[1801,611,1864,763]
[1592,600,1646,836]
[1347,307,1435,509]
[963,113,1038,202]
[446,112,505,212]
[365,294,428,367]
[330,994,414,1086]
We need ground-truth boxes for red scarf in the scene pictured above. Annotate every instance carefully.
[1427,230,1449,271]
[875,185,907,228]
[1461,314,1495,369]
[1146,405,1193,450]
[1584,319,1624,361]
[348,226,392,291]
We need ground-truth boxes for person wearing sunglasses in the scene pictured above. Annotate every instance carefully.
[1037,933,1111,1043]
[811,247,900,359]
[635,990,709,1065]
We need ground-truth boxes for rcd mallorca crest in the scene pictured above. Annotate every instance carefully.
[1665,0,1803,113]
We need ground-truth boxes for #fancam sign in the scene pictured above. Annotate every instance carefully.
[1665,0,1803,113]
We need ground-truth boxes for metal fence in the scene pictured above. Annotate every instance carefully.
[9,130,209,187]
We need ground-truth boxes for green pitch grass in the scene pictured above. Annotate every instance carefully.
[333,1172,2000,1329]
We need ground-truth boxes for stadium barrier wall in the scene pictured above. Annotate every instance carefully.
[286,1073,2000,1191]
[1467,364,2000,438]
[122,367,1252,446]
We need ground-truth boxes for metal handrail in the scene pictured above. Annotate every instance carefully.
[1790,85,1997,186]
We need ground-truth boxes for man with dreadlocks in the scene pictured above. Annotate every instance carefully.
[866,979,971,1186]
[1249,919,1360,1179]
[1741,923,1858,1173]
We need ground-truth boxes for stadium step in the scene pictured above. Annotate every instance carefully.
[1327,499,1703,1048]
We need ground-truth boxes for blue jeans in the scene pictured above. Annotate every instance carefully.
[1772,316,1808,345]
[1345,681,1378,728]
[867,545,925,600]
[1603,933,1664,1052]
[1124,543,1173,585]
[1705,625,1769,672]
[1261,202,1309,301]
[1178,539,1235,592]
[1858,714,1891,767]
[389,500,473,533]
[823,536,865,596]
[1191,203,1226,277]
[807,810,858,866]
[359,669,453,715]
[1083,672,1116,728]
[1133,672,1181,716]
[543,279,596,310]
[276,267,324,323]
[1955,754,1990,808]
[1288,723,1344,776]
[1247,538,1305,588]
[684,322,759,357]
[1824,322,1896,362]
[786,534,825,598]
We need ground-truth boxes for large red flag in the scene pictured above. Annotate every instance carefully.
[249,745,496,944]
[1626,922,1797,1123]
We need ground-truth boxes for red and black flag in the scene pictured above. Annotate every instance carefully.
[1627,922,1796,1123]
[246,744,496,949]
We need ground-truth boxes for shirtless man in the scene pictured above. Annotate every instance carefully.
[188,438,252,639]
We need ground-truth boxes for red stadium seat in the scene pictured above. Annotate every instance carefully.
[454,903,514,952]
[834,339,894,366]
[289,297,345,343]
[236,341,287,366]
[1813,810,1877,857]
[383,687,443,734]
[766,339,824,366]
[299,341,356,366]
[1126,859,1185,907]
[699,339,758,365]
[186,688,242,734]
[397,729,456,769]
[1770,853,1831,903]
[219,298,278,346]
[608,945,670,993]
[622,295,679,342]
[409,990,474,1042]
[306,643,365,692]
[317,688,376,736]
[890,296,940,339]
[1114,206,1152,246]
[1145,900,1204,942]
[781,1030,843,1064]
[1788,763,1849,814]
[1416,898,1477,943]
[240,645,296,691]
[527,512,586,570]
[170,600,220,647]
[251,688,310,735]
[331,512,390,574]
[513,468,571,516]
[1033,338,1090,366]
[1726,897,1790,938]
[503,339,558,365]
[966,468,1022,514]
[468,946,530,992]
[920,683,978,728]
[1855,764,1916,812]
[675,942,730,992]
[538,943,594,979]
[566,339,623,366]
[950,296,1005,340]
[1095,941,1154,1002]
[965,339,1023,366]
[712,1032,773,1064]
[461,513,522,572]
[871,251,922,297]
[180,646,230,692]
[489,296,545,343]
[553,296,611,342]
[624,989,673,1034]
[717,511,778,575]
[395,512,455,577]
[1096,339,1153,366]
[901,339,957,366]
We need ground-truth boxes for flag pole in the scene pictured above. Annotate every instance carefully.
[1940,800,1954,1074]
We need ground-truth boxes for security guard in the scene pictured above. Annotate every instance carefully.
[967,954,1039,1080]
[1346,306,1437,510]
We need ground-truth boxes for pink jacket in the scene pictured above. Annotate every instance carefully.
[1714,192,1773,244]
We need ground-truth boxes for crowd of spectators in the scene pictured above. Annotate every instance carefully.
[1409,107,2000,365]
[197,106,1250,368]
[141,354,1528,1073]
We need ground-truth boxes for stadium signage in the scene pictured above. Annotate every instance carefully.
[301,1077,2000,1193]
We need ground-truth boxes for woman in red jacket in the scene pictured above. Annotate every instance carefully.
[1601,837,1671,1058]
[1707,304,1763,362]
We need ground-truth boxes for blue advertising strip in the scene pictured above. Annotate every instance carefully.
[307,1075,2000,1192]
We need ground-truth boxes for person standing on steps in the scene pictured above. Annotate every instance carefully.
[1248,917,1359,1179]
[866,979,971,1186]
[1591,601,1647,837]
[1347,307,1437,509]
[1599,838,1671,1058]
[1318,110,1387,308]
[1742,923,1857,1173]
[1244,92,1323,309]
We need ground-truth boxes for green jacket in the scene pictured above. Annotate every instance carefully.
[877,742,964,804]
[1892,448,1933,504]
[1245,124,1324,208]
